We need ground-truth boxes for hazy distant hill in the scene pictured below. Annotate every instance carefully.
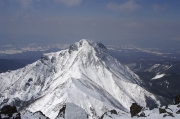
[0,59,26,73]
[126,61,180,100]
[107,46,180,101]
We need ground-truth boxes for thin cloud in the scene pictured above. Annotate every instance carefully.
[153,4,168,13]
[16,0,33,9]
[107,0,140,12]
[172,38,180,41]
[55,0,82,7]
[124,22,144,28]
[15,0,83,9]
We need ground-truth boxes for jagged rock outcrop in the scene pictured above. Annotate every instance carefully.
[100,110,118,119]
[56,105,66,119]
[175,95,180,105]
[159,108,167,114]
[130,103,143,117]
[21,110,49,119]
[0,105,21,119]
[159,106,174,118]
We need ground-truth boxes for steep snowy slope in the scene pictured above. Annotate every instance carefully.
[0,39,160,119]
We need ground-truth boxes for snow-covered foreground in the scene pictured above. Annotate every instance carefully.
[0,39,168,119]
[102,105,180,119]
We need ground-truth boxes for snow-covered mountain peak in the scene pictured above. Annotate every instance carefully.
[0,39,161,119]
[68,39,107,54]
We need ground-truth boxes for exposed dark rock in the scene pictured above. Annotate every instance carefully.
[56,105,66,118]
[159,107,174,117]
[0,105,21,119]
[1,105,17,115]
[175,95,180,104]
[99,112,106,119]
[163,112,174,118]
[97,42,107,51]
[22,110,49,119]
[25,83,30,87]
[68,44,79,54]
[51,56,56,63]
[176,109,180,114]
[176,105,180,114]
[110,110,117,115]
[159,108,167,114]
[100,110,118,119]
[168,112,174,117]
[139,112,146,117]
[28,78,33,82]
[130,103,143,117]
[33,111,50,119]
[41,54,50,61]
[163,114,167,118]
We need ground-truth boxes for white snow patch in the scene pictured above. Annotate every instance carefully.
[152,74,165,80]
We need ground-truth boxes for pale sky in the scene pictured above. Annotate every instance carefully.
[0,0,180,49]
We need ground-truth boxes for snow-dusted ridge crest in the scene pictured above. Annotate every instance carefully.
[0,39,160,119]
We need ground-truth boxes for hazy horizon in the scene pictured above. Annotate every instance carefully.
[1,0,180,49]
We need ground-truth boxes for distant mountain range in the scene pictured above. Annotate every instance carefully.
[0,59,25,73]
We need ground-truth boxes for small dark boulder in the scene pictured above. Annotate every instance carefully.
[28,78,33,82]
[34,111,49,119]
[168,112,174,117]
[139,112,146,117]
[176,109,180,114]
[163,112,174,118]
[130,103,143,117]
[175,95,180,105]
[100,110,118,119]
[1,105,17,115]
[56,105,66,118]
[0,105,21,119]
[110,109,117,115]
[159,107,174,117]
[159,108,167,114]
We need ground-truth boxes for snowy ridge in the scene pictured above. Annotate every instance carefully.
[0,39,160,119]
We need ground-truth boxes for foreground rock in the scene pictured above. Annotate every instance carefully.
[175,95,180,105]
[21,110,49,119]
[0,105,21,119]
[130,103,143,117]
[55,103,88,119]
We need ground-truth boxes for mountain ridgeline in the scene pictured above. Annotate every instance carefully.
[0,39,172,119]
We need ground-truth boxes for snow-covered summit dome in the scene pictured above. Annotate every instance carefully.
[68,39,107,54]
